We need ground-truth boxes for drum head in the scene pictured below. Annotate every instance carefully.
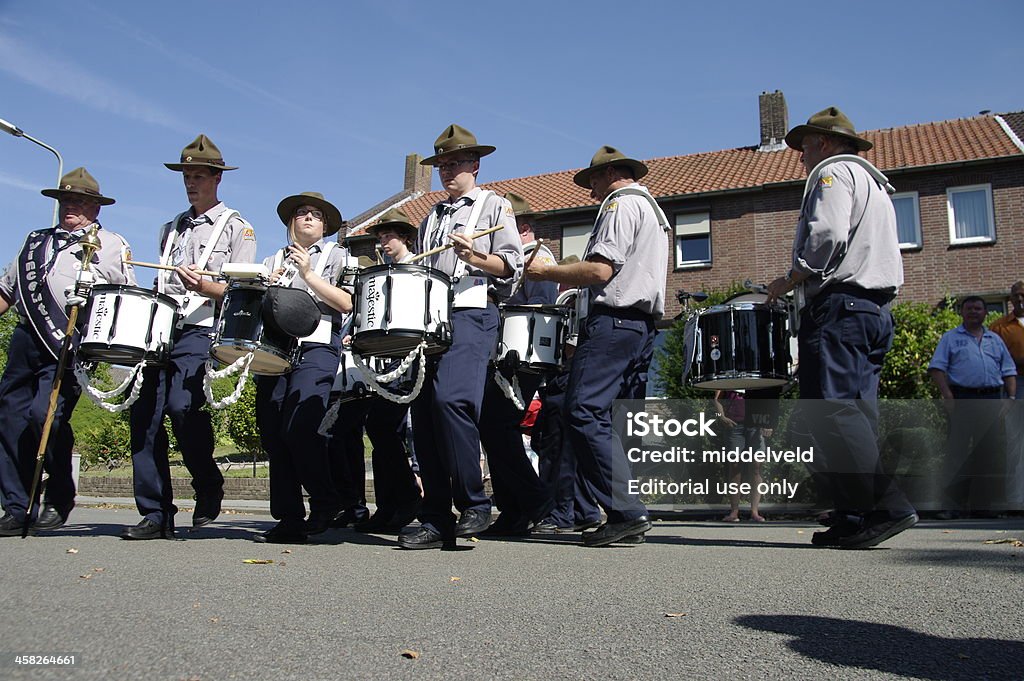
[725,291,768,304]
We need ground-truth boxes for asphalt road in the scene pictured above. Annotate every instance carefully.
[1,505,1021,681]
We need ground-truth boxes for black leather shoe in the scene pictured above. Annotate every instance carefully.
[582,516,652,547]
[254,522,308,544]
[121,518,175,540]
[531,520,573,534]
[0,513,31,537]
[835,513,918,550]
[305,510,338,536]
[811,514,863,547]
[33,504,72,531]
[398,525,445,549]
[573,519,603,532]
[619,533,646,545]
[454,509,492,538]
[354,510,395,534]
[192,490,224,527]
[481,513,530,537]
[331,508,369,529]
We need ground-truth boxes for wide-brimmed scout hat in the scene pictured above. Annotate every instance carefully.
[164,134,238,171]
[276,192,345,237]
[573,146,648,188]
[420,124,496,165]
[504,192,546,222]
[366,207,417,239]
[784,106,873,152]
[41,167,116,205]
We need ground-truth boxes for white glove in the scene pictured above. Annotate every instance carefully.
[64,270,95,308]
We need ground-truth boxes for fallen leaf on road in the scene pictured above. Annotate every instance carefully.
[942,530,953,534]
[193,602,201,609]
[664,612,688,618]
[66,548,78,554]
[210,617,220,623]
[79,574,92,580]
[281,549,292,554]
[93,567,104,572]
[983,538,1023,546]
[243,559,274,564]
[400,650,420,659]
[469,537,479,542]
[450,576,461,582]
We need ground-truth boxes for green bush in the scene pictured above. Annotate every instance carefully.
[224,379,262,455]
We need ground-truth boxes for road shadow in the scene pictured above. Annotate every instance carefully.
[736,614,1023,680]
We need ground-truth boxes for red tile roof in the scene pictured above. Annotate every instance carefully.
[350,114,1022,235]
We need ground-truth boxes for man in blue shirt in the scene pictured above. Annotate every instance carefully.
[929,296,1017,517]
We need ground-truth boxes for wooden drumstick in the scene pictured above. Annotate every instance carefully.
[408,224,505,264]
[509,238,545,297]
[123,259,219,278]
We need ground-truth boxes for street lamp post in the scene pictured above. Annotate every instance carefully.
[0,118,64,227]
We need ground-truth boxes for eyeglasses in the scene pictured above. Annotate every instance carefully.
[435,159,476,173]
[294,208,324,220]
[60,195,99,207]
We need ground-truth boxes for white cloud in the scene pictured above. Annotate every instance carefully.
[0,31,189,133]
[0,170,42,192]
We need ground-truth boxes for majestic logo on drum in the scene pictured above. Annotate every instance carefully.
[365,276,378,326]
[90,299,111,337]
[233,310,252,317]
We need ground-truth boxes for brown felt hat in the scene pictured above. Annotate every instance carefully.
[366,207,417,239]
[504,192,546,222]
[41,167,115,205]
[420,124,496,165]
[276,192,345,237]
[165,134,238,171]
[573,146,648,188]
[784,106,873,152]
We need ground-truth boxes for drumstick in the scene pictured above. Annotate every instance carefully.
[123,259,219,278]
[509,238,544,297]
[408,224,505,264]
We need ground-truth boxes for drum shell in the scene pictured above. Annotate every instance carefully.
[78,284,177,366]
[351,263,453,358]
[497,305,568,373]
[211,283,299,376]
[332,348,369,402]
[690,302,792,390]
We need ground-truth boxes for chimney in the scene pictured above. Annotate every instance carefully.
[404,153,432,194]
[758,90,789,152]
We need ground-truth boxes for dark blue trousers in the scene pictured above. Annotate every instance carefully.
[411,306,497,535]
[129,326,221,524]
[797,288,914,519]
[534,371,600,527]
[257,342,340,522]
[0,325,80,521]
[364,398,420,513]
[565,306,653,523]
[480,367,551,520]
[328,397,370,518]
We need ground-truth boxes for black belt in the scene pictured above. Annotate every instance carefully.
[591,304,655,322]
[818,283,895,306]
[950,384,1003,396]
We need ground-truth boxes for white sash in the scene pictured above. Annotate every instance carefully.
[159,208,238,328]
[423,190,494,309]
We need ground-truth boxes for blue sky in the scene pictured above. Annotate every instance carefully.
[1,0,1022,268]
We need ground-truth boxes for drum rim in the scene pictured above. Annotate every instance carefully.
[701,301,787,314]
[89,283,179,308]
[211,339,297,363]
[357,262,452,284]
[77,342,169,367]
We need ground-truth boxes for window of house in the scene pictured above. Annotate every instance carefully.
[561,224,593,262]
[674,212,711,268]
[947,184,995,244]
[892,192,921,249]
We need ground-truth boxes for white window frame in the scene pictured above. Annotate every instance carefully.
[561,224,592,262]
[674,211,711,268]
[892,191,921,249]
[947,184,995,245]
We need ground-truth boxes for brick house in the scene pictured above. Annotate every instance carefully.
[345,91,1024,320]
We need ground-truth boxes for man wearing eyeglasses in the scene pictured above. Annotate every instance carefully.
[399,124,523,549]
[123,134,256,540]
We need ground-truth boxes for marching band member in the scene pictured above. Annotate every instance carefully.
[348,208,423,534]
[0,168,135,535]
[400,124,523,549]
[254,192,351,544]
[124,135,256,540]
[527,146,668,546]
[478,193,555,536]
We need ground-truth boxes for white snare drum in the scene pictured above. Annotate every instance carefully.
[351,263,453,358]
[332,349,369,402]
[555,288,581,348]
[79,284,177,366]
[496,304,569,374]
[210,283,299,376]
